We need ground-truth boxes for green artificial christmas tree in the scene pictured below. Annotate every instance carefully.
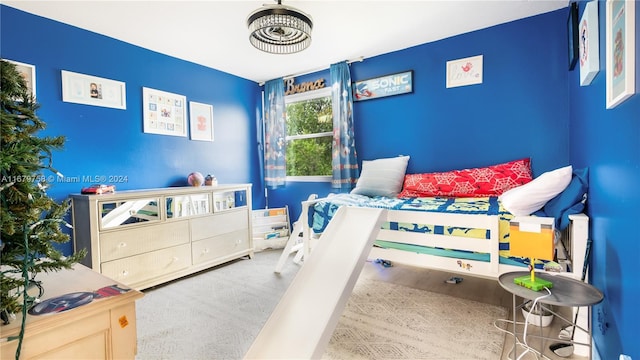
[1,59,86,356]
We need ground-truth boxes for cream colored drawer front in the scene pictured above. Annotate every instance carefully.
[192,229,250,265]
[1,311,110,359]
[101,244,191,285]
[99,221,189,262]
[190,210,248,241]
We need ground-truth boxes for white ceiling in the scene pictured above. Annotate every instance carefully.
[4,0,569,83]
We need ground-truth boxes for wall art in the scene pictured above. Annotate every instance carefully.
[568,2,580,70]
[606,0,635,109]
[189,101,214,142]
[353,70,413,101]
[446,55,483,88]
[7,59,36,97]
[579,1,600,86]
[61,70,126,109]
[142,87,187,137]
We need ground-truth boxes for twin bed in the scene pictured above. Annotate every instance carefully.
[300,193,588,280]
[285,157,590,281]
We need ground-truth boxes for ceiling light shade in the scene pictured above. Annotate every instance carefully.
[247,0,313,54]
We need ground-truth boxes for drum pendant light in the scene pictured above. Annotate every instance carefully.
[247,0,313,54]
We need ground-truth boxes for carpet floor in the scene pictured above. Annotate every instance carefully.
[135,250,506,359]
[324,278,506,360]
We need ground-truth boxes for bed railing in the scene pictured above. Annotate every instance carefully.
[560,213,589,278]
[279,195,589,281]
[379,210,501,274]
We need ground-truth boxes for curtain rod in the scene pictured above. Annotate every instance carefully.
[258,56,364,86]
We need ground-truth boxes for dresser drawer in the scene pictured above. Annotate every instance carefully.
[190,210,248,241]
[101,244,191,286]
[192,229,250,265]
[0,310,110,359]
[99,221,189,262]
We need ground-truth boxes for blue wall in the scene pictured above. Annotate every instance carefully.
[269,4,639,358]
[2,2,639,358]
[1,6,264,255]
[270,10,571,221]
[568,2,639,359]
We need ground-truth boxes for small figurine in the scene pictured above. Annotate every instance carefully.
[205,174,217,186]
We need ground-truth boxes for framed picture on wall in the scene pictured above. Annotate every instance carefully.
[61,70,126,109]
[605,0,635,109]
[189,101,214,142]
[579,1,600,86]
[353,70,413,101]
[7,60,36,97]
[446,55,483,88]
[142,87,187,137]
[567,2,579,71]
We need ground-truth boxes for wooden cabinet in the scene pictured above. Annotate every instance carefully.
[70,184,253,290]
[0,264,143,360]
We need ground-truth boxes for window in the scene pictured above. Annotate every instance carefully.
[285,88,332,181]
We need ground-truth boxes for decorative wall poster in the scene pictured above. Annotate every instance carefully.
[7,60,36,97]
[353,70,413,101]
[605,0,635,109]
[579,1,600,86]
[446,55,483,88]
[61,70,126,109]
[142,87,187,137]
[189,101,214,142]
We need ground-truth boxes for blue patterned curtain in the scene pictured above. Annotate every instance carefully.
[263,78,286,189]
[330,61,359,190]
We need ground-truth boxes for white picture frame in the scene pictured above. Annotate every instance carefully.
[61,70,126,109]
[189,101,214,142]
[7,60,36,97]
[142,87,187,137]
[579,1,600,86]
[605,0,635,109]
[446,55,483,88]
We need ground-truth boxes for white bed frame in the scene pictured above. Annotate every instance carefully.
[278,195,589,281]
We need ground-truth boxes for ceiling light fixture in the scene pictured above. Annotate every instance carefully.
[247,0,313,54]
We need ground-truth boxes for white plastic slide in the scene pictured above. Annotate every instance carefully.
[245,206,386,360]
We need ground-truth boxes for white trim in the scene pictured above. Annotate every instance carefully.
[286,175,331,182]
[285,86,331,103]
[287,132,332,141]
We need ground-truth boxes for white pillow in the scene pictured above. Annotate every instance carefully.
[499,165,573,216]
[351,156,410,197]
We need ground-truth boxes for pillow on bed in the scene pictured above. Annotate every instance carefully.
[543,167,588,230]
[499,165,573,216]
[398,158,533,198]
[351,155,410,197]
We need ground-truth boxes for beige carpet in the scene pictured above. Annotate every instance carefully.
[324,278,507,360]
[136,250,507,359]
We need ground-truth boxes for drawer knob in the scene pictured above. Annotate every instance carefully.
[118,242,127,248]
[120,270,129,277]
[202,248,210,254]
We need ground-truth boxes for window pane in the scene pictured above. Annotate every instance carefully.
[286,97,332,136]
[286,136,332,176]
[285,91,332,178]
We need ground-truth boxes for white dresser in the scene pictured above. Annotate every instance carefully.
[70,184,253,289]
